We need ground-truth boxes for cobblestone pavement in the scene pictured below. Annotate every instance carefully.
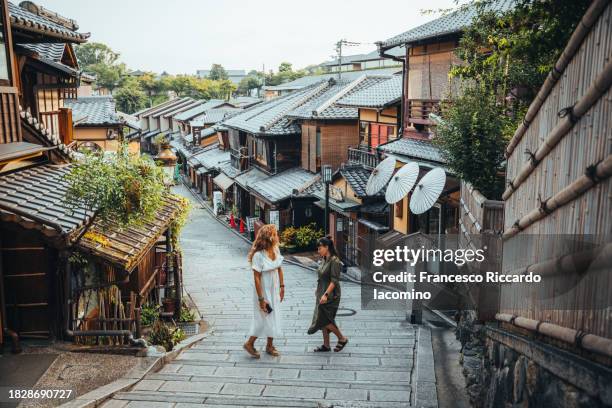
[103,185,430,407]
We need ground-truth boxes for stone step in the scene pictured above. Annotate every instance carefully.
[183,348,414,360]
[113,387,411,407]
[142,373,411,390]
[161,359,413,372]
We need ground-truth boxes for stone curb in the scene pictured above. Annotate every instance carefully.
[57,333,207,408]
[413,326,438,408]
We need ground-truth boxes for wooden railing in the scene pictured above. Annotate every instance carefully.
[406,99,441,126]
[347,146,379,169]
[39,107,73,145]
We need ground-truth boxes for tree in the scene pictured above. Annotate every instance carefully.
[434,86,513,199]
[75,42,120,68]
[278,62,292,73]
[434,0,590,197]
[209,64,228,81]
[237,73,262,96]
[87,62,125,93]
[165,75,194,97]
[114,78,148,114]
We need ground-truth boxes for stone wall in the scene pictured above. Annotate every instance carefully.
[456,313,612,407]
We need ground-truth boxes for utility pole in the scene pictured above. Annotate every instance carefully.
[335,39,361,81]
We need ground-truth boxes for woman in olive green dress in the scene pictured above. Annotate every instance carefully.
[308,236,349,352]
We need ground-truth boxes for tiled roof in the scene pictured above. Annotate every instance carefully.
[153,99,198,118]
[378,137,445,164]
[229,96,262,108]
[8,2,89,43]
[225,83,328,136]
[64,96,122,126]
[19,42,66,62]
[138,98,192,118]
[78,194,182,272]
[134,98,181,117]
[173,99,227,122]
[381,0,514,48]
[234,167,268,189]
[250,167,318,204]
[263,67,401,91]
[193,145,230,170]
[339,165,376,198]
[338,75,402,108]
[219,161,239,178]
[0,164,92,235]
[288,76,391,120]
[190,108,241,126]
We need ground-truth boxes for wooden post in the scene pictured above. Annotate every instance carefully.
[58,107,73,145]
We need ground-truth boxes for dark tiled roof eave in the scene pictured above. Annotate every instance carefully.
[8,2,90,43]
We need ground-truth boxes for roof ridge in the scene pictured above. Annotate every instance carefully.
[313,75,368,116]
[261,81,330,132]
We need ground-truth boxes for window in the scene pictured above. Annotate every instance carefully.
[0,2,11,82]
[359,122,369,147]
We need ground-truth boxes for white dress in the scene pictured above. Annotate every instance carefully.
[248,248,284,338]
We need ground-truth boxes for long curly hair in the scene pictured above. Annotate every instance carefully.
[247,224,279,263]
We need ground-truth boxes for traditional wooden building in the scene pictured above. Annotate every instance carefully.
[64,96,135,153]
[0,1,182,351]
[288,75,392,173]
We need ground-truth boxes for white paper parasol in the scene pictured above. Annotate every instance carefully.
[409,167,446,214]
[365,156,396,196]
[385,162,420,204]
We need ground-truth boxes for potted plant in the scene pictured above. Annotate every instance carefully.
[176,302,198,336]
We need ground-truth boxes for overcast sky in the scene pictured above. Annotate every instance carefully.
[44,0,458,75]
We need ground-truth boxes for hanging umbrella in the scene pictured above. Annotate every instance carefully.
[366,156,396,196]
[385,162,420,204]
[409,167,446,214]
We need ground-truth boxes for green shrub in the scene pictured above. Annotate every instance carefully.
[294,223,324,249]
[148,320,174,351]
[141,303,160,327]
[179,303,196,322]
[280,226,298,245]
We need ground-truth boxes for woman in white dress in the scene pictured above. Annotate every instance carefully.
[243,224,285,358]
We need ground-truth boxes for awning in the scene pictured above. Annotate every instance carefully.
[143,129,162,140]
[77,194,183,272]
[187,157,201,168]
[213,173,234,191]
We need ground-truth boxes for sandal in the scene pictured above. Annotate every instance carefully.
[266,346,280,356]
[243,342,260,359]
[314,345,331,352]
[334,338,349,352]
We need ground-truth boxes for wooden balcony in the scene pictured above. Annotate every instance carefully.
[347,146,379,169]
[406,99,441,127]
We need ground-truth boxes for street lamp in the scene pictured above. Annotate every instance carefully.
[155,140,178,186]
[322,164,332,235]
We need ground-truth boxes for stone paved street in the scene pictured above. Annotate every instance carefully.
[102,185,428,407]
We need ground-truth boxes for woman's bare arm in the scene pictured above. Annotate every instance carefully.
[278,266,285,302]
[253,270,267,310]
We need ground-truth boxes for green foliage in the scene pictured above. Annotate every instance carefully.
[148,320,174,351]
[281,223,324,250]
[65,144,166,227]
[265,62,307,86]
[114,77,147,113]
[152,132,168,146]
[87,62,126,93]
[208,63,229,80]
[434,86,513,199]
[140,303,160,327]
[279,226,298,246]
[435,0,590,198]
[172,327,186,344]
[178,304,196,322]
[75,42,120,67]
[237,74,262,96]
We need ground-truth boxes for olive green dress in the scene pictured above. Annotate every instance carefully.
[308,255,342,334]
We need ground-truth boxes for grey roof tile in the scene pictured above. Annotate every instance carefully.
[382,0,514,48]
[378,137,445,164]
[64,96,122,126]
[190,108,241,126]
[0,164,93,234]
[19,42,66,62]
[193,145,230,170]
[288,76,391,120]
[234,167,268,189]
[173,99,227,122]
[250,167,318,203]
[263,67,401,91]
[338,75,402,108]
[8,2,89,42]
[339,165,375,198]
